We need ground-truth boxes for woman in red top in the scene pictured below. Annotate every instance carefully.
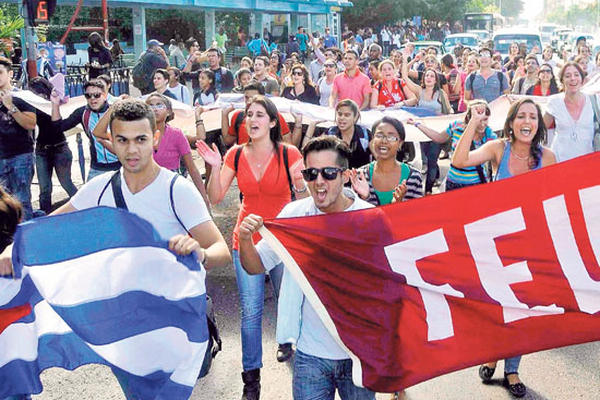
[196,95,307,398]
[525,63,559,96]
[370,60,417,109]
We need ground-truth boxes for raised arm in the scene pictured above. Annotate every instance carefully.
[406,118,450,143]
[451,107,499,168]
[196,140,235,204]
[92,104,114,139]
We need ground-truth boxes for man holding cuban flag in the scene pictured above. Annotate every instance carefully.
[0,99,231,399]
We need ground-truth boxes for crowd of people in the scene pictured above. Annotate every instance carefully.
[0,18,599,400]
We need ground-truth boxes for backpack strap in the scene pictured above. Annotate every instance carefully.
[234,111,246,144]
[468,72,476,92]
[98,171,119,206]
[110,171,128,210]
[282,144,295,201]
[497,71,505,95]
[82,108,92,137]
[234,145,244,173]
[397,79,407,101]
[169,174,191,236]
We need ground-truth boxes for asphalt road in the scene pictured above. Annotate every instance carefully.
[27,135,600,400]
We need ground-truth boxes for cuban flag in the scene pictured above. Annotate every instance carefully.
[0,207,208,399]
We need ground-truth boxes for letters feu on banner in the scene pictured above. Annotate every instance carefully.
[263,152,600,393]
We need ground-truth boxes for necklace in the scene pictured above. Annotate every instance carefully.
[511,151,530,161]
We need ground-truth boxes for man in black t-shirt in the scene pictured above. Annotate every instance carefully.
[183,47,234,94]
[0,57,37,220]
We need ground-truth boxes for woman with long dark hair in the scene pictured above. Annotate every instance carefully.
[525,63,559,96]
[196,95,308,399]
[452,97,556,398]
[87,32,112,79]
[30,77,78,214]
[281,63,319,104]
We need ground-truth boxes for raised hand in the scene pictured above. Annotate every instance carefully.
[349,168,370,200]
[196,140,223,168]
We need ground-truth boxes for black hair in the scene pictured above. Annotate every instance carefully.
[154,68,170,81]
[97,74,111,88]
[245,95,281,145]
[88,32,105,49]
[83,79,106,93]
[29,76,53,100]
[371,116,406,142]
[243,81,266,95]
[0,56,12,72]
[109,99,156,134]
[302,135,351,169]
[146,93,175,123]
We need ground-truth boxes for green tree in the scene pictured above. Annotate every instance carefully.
[0,4,23,56]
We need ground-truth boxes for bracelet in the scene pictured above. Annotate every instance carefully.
[414,122,421,128]
[195,120,204,126]
[293,185,308,194]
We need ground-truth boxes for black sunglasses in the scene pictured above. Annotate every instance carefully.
[301,167,346,181]
[84,93,102,99]
[292,71,304,76]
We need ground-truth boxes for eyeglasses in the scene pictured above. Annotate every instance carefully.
[479,53,491,58]
[301,167,346,181]
[292,71,304,76]
[149,103,167,110]
[373,133,400,142]
[84,93,102,99]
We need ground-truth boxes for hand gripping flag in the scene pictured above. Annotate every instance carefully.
[0,207,208,399]
[261,152,600,393]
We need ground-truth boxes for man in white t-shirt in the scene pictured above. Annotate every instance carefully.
[53,99,230,267]
[238,136,375,400]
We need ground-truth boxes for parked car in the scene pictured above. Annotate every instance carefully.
[467,29,491,43]
[443,33,479,54]
[492,29,543,59]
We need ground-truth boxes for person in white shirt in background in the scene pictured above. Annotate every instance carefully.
[167,67,191,105]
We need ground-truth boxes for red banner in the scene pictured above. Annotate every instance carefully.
[263,152,600,392]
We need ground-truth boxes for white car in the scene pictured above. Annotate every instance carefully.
[492,28,543,60]
[467,29,490,43]
[443,33,480,54]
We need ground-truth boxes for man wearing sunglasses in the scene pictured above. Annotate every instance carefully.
[512,54,539,95]
[238,136,375,400]
[52,79,119,181]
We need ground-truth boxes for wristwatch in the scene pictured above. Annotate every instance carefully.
[7,106,18,115]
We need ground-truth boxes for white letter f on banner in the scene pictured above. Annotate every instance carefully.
[385,229,464,341]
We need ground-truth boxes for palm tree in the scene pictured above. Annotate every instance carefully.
[0,7,24,57]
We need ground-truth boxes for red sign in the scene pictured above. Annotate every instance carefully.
[263,152,600,392]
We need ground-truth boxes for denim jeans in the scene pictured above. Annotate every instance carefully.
[293,350,375,400]
[504,355,522,374]
[87,167,110,181]
[0,152,34,220]
[420,141,441,193]
[232,249,283,371]
[35,143,78,213]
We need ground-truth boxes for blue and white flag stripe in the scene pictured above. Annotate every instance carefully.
[0,207,208,399]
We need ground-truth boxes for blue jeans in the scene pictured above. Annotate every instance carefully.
[0,152,34,220]
[35,143,78,213]
[232,249,283,371]
[420,142,441,193]
[504,355,521,374]
[293,350,375,400]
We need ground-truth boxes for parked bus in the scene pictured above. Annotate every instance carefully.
[464,12,504,34]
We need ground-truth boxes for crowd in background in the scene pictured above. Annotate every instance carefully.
[1,17,599,400]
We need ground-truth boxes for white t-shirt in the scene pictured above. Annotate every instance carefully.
[317,76,334,107]
[169,83,191,105]
[547,93,595,162]
[71,168,211,240]
[256,189,373,360]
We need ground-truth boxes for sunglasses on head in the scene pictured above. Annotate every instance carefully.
[324,64,336,68]
[84,92,102,99]
[301,167,346,181]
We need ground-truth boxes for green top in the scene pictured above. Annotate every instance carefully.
[369,161,410,205]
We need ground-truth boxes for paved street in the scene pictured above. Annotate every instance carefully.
[28,135,600,400]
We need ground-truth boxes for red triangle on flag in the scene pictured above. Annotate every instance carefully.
[0,304,32,334]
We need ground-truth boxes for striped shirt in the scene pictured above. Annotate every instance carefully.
[446,121,497,185]
[358,162,423,206]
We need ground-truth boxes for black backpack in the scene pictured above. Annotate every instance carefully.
[132,53,155,91]
[98,172,222,378]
